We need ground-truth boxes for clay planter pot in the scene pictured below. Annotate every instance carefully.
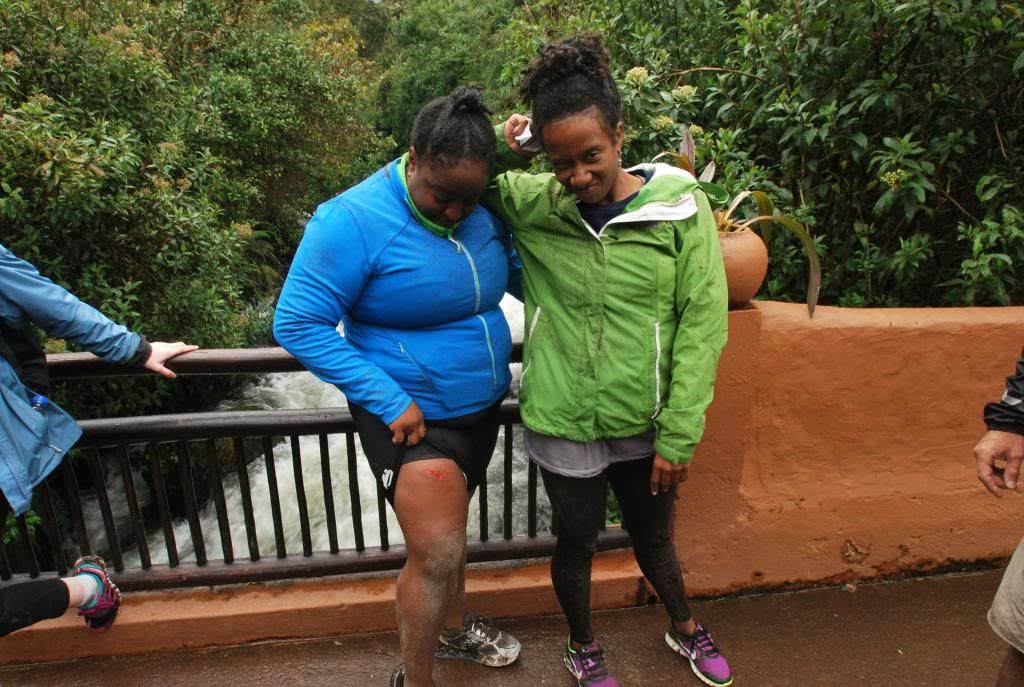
[719,229,768,307]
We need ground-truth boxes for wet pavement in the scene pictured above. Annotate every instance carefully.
[0,569,1009,686]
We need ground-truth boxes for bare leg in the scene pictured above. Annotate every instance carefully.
[997,647,1024,687]
[443,546,468,631]
[394,458,469,687]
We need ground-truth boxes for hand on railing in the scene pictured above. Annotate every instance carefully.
[390,401,427,446]
[144,342,200,379]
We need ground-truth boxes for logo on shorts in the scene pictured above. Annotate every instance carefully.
[382,469,394,489]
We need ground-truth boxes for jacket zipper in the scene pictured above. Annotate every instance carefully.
[399,342,437,391]
[652,321,662,419]
[450,238,482,313]
[476,315,498,392]
[522,305,542,380]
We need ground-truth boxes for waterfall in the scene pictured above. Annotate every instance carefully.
[84,296,550,566]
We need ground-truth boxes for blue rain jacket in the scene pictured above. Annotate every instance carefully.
[0,243,143,515]
[274,159,518,424]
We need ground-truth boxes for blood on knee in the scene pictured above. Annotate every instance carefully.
[424,469,446,481]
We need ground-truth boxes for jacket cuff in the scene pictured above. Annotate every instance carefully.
[984,400,1024,435]
[984,420,1024,437]
[493,124,533,173]
[126,336,152,368]
[653,436,695,465]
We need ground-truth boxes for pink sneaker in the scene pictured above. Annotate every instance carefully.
[72,555,121,632]
[665,622,733,686]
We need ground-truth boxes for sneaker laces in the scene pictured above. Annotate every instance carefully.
[578,644,610,678]
[465,614,501,643]
[692,625,720,657]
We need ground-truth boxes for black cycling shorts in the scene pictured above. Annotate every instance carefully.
[349,400,502,505]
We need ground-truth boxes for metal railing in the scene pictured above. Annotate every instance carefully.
[2,348,629,591]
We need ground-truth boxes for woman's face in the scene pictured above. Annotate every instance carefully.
[406,149,489,229]
[542,107,624,205]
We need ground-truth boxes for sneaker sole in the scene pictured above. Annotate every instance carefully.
[434,642,520,667]
[664,631,733,687]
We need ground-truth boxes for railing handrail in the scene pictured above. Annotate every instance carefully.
[75,400,523,447]
[46,343,525,379]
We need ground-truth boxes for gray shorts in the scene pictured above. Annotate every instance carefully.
[990,536,1024,652]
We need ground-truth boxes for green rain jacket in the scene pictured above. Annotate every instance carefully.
[485,147,728,465]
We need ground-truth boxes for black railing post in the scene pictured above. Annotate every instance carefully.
[319,434,339,555]
[205,439,234,564]
[232,438,260,562]
[290,436,313,558]
[86,448,123,571]
[148,444,179,568]
[117,446,151,569]
[177,441,207,566]
[261,437,287,559]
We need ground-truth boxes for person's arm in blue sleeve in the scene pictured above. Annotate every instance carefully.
[273,203,413,425]
[0,243,145,365]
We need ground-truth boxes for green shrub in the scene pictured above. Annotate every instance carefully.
[0,0,390,417]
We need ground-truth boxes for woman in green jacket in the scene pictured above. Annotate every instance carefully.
[485,35,732,687]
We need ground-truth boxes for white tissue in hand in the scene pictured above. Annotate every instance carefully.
[514,123,543,153]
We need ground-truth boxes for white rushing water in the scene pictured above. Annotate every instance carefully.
[84,296,550,565]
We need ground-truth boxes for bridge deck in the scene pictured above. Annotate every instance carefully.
[0,569,1007,686]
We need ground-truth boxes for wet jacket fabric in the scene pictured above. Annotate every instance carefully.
[0,243,144,515]
[485,148,728,465]
[274,158,518,424]
[985,352,1024,434]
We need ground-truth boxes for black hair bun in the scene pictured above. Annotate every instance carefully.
[449,86,492,117]
[521,33,611,101]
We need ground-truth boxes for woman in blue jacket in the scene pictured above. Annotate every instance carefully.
[0,242,196,636]
[274,88,521,687]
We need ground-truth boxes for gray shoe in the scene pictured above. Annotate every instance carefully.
[435,613,521,667]
[389,663,404,686]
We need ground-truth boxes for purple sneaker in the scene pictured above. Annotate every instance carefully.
[665,623,733,686]
[72,555,121,632]
[563,639,621,687]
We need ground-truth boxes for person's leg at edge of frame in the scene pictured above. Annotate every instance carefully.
[608,456,732,687]
[997,647,1024,687]
[0,556,120,638]
[539,466,622,686]
[393,457,470,687]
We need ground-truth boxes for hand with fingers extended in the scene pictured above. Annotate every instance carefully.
[975,430,1024,498]
[143,342,199,379]
[649,454,690,496]
[389,401,427,447]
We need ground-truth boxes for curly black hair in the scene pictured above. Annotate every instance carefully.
[519,34,621,141]
[410,86,496,168]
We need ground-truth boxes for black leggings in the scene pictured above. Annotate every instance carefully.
[0,493,71,637]
[540,455,692,644]
[0,579,69,637]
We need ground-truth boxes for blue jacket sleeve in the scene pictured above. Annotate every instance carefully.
[273,203,413,424]
[0,243,142,364]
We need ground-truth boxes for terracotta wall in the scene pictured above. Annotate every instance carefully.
[678,302,1024,594]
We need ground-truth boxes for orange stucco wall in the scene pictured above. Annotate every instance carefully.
[3,302,1022,663]
[677,301,1024,594]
